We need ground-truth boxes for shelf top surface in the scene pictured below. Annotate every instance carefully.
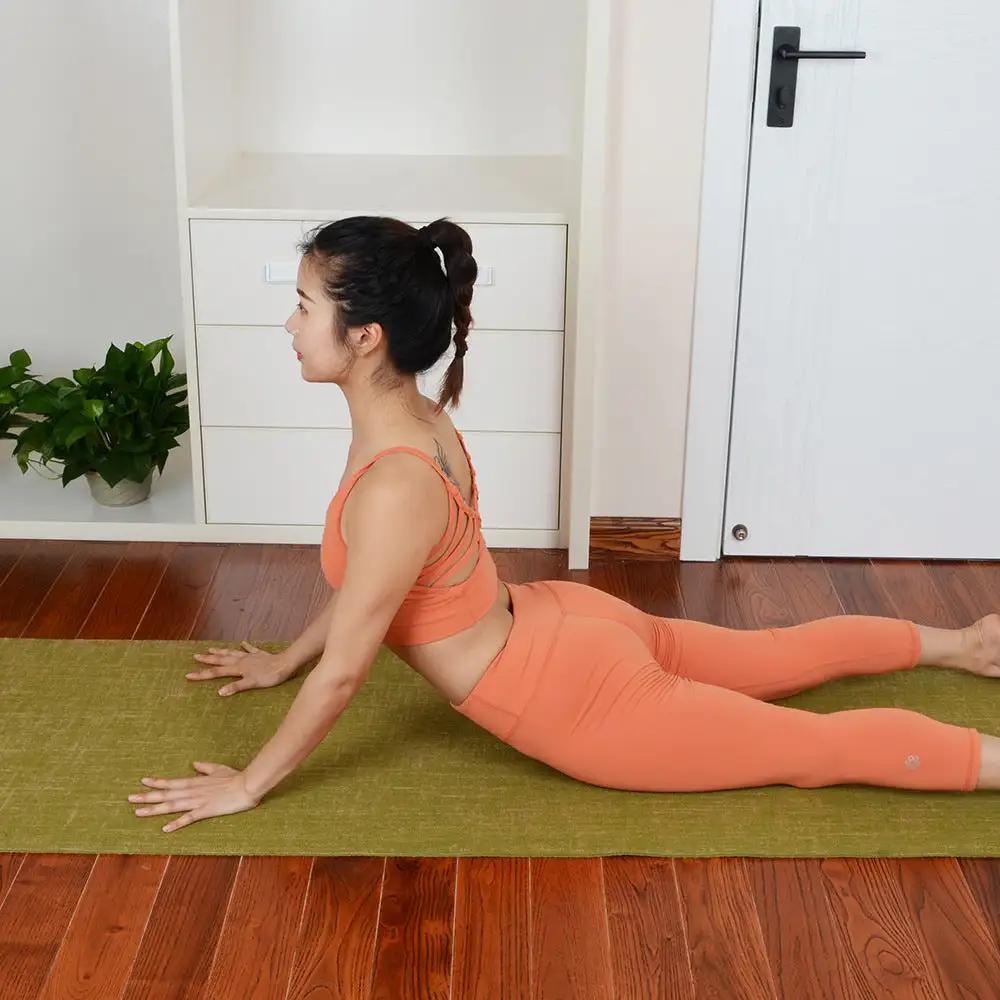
[186,153,577,225]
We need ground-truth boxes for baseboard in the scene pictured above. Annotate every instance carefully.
[589,516,681,560]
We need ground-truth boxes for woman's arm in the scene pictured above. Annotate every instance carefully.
[274,590,339,676]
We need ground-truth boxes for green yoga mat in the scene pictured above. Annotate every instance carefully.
[1,637,997,858]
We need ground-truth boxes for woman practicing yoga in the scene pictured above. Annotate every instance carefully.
[133,216,1000,834]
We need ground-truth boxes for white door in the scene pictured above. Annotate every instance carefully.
[723,1,1000,558]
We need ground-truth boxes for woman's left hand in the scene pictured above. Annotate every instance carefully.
[127,761,261,833]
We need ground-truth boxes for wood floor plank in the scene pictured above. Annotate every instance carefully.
[231,544,324,644]
[820,858,943,1000]
[201,856,313,1000]
[824,559,902,619]
[451,858,531,1000]
[121,855,241,1000]
[956,859,1000,960]
[869,560,954,629]
[76,541,177,639]
[672,558,743,627]
[530,858,614,999]
[133,543,227,640]
[747,859,861,1000]
[285,857,384,1000]
[708,556,799,629]
[187,544,273,641]
[19,540,127,638]
[368,858,456,1000]
[767,557,845,621]
[0,853,27,912]
[922,561,999,628]
[0,854,97,998]
[971,562,1000,613]
[594,558,685,621]
[892,857,1000,999]
[36,854,168,1000]
[0,539,76,635]
[602,857,694,1000]
[0,538,30,587]
[673,857,777,999]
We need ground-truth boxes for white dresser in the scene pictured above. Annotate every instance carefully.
[189,217,567,533]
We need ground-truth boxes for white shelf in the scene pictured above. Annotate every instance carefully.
[187,152,577,224]
[0,434,195,529]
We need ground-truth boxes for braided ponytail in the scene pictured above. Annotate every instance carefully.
[419,218,476,412]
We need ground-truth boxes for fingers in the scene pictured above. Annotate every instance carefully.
[186,669,242,682]
[163,812,198,833]
[138,776,190,790]
[186,666,240,679]
[133,795,200,815]
[188,649,254,690]
[192,649,242,664]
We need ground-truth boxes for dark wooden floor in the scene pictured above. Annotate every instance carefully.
[1,538,999,999]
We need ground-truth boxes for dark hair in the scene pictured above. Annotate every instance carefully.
[296,215,477,413]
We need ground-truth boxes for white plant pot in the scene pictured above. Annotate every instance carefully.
[85,469,154,506]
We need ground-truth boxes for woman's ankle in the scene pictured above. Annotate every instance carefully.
[914,623,976,671]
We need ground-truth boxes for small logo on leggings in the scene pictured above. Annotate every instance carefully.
[904,754,921,769]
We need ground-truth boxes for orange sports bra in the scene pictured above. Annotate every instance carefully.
[320,429,501,646]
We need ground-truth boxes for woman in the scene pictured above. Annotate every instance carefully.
[193,215,1000,799]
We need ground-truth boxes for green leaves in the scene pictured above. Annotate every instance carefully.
[0,336,189,489]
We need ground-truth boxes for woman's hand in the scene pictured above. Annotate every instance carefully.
[127,761,260,833]
[187,640,296,696]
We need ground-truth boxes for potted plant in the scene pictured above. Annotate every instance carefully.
[0,336,189,507]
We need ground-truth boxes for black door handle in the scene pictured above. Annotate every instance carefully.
[767,27,866,128]
[777,43,866,60]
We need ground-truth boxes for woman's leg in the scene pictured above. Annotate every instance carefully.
[661,615,921,700]
[538,580,924,700]
[505,613,982,793]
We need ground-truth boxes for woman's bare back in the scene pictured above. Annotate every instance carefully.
[338,398,514,704]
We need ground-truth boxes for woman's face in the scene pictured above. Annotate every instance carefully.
[284,255,351,382]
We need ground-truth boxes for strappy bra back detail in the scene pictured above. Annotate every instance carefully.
[319,429,500,646]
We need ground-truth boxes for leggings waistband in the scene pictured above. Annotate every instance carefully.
[449,580,565,741]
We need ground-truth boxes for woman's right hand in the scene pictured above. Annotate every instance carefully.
[186,641,297,696]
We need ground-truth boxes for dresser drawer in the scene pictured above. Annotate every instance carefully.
[197,326,563,432]
[189,220,313,327]
[190,219,566,330]
[202,426,560,529]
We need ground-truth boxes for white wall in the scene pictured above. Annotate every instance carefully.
[3,0,714,526]
[0,1,184,378]
[594,0,713,519]
[239,0,586,157]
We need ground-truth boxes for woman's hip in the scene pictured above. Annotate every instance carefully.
[449,580,565,738]
[449,580,668,749]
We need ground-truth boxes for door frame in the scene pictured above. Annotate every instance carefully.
[680,0,760,562]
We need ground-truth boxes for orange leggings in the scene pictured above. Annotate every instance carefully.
[450,580,982,793]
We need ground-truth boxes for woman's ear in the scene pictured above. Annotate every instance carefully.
[359,322,385,352]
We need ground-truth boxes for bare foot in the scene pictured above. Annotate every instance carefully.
[960,613,1000,677]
